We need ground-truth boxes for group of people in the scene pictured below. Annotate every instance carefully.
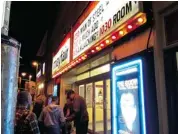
[14,89,89,134]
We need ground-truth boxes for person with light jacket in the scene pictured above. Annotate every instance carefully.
[38,96,65,134]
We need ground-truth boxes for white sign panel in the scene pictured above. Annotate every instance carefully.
[73,1,140,59]
[43,63,45,75]
[52,38,70,75]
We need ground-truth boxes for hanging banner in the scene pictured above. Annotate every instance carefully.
[73,1,141,59]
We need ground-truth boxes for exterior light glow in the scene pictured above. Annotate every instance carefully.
[29,75,32,79]
[21,72,27,77]
[32,61,38,67]
[112,35,116,40]
[79,58,81,61]
[76,60,79,63]
[128,25,133,29]
[119,30,124,36]
[138,17,144,23]
[105,40,110,44]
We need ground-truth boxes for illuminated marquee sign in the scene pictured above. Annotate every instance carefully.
[73,1,141,59]
[52,37,70,76]
[112,59,146,134]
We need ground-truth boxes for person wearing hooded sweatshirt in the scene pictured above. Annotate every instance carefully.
[38,96,65,134]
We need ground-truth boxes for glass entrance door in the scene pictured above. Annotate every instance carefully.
[78,79,111,134]
[86,83,93,130]
[94,81,104,134]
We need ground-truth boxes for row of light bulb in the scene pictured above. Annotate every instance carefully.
[53,13,146,78]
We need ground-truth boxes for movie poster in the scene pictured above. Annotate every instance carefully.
[112,59,145,134]
[86,83,93,107]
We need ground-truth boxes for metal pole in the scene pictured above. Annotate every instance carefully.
[1,35,21,134]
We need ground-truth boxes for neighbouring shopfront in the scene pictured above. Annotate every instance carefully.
[51,1,159,134]
[36,63,46,100]
[153,2,178,134]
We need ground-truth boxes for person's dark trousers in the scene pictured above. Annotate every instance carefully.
[39,122,45,134]
[61,124,66,134]
[46,126,60,134]
[76,121,88,134]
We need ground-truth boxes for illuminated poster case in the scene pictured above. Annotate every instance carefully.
[111,59,146,134]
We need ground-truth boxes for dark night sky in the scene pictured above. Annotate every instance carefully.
[9,1,58,80]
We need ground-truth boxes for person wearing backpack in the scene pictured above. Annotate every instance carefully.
[15,90,40,134]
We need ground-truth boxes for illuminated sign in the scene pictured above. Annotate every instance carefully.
[43,63,45,75]
[112,59,146,134]
[36,70,41,78]
[73,1,140,59]
[53,85,58,97]
[52,38,70,75]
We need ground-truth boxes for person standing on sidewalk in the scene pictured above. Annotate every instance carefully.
[66,90,89,134]
[15,91,40,134]
[38,96,65,134]
[62,97,74,134]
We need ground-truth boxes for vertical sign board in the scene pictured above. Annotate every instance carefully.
[111,59,146,134]
[52,37,70,76]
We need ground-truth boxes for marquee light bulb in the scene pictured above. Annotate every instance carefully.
[138,17,144,23]
[112,35,116,40]
[105,40,110,44]
[91,50,95,53]
[96,46,101,51]
[128,25,133,29]
[100,43,104,47]
[119,30,124,36]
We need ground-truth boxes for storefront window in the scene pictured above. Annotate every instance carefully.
[76,72,89,81]
[164,49,178,133]
[164,9,178,45]
[90,64,110,77]
[79,85,85,98]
